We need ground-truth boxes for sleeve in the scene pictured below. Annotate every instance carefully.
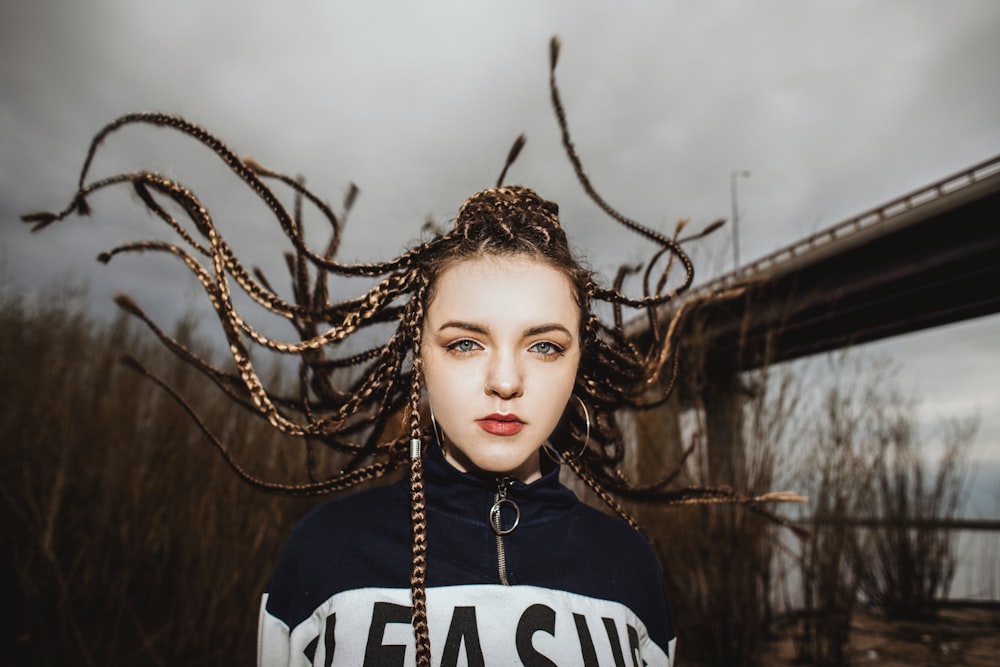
[258,518,307,667]
[650,549,677,666]
[257,592,293,667]
[626,528,676,665]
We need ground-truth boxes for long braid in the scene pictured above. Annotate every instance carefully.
[404,277,432,665]
[409,450,432,665]
[120,352,394,495]
[566,456,641,530]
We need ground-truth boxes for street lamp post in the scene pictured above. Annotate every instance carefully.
[730,169,751,271]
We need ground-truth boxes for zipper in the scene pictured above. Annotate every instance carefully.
[490,475,520,586]
[495,530,509,586]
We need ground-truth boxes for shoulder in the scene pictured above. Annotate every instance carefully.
[265,479,412,623]
[288,478,407,548]
[275,479,413,584]
[570,501,661,566]
[557,501,674,642]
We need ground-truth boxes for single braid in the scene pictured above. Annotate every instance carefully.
[404,278,432,664]
[120,353,394,495]
[566,457,641,530]
[408,455,431,666]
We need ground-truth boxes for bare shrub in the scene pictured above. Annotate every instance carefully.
[790,354,974,664]
[860,410,975,620]
[791,355,883,667]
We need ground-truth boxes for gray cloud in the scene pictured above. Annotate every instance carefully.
[2,0,998,464]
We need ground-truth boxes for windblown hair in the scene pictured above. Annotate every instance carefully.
[23,37,800,665]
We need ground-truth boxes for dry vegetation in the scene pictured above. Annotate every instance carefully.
[1,287,993,666]
[0,289,338,665]
[619,352,989,667]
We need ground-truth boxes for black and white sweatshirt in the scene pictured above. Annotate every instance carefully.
[258,446,676,666]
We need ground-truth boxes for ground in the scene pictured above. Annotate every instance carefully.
[760,605,999,666]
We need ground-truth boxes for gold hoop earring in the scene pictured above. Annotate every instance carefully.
[542,395,591,464]
[430,411,447,457]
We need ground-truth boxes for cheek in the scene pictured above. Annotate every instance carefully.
[420,353,460,414]
[534,359,580,423]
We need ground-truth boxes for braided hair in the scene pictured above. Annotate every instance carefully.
[23,37,802,665]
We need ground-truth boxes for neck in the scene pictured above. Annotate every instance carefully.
[442,448,543,484]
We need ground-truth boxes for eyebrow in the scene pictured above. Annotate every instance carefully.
[437,321,574,340]
[437,321,489,335]
[524,324,574,339]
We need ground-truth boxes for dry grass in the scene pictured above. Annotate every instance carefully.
[860,411,973,620]
[617,350,979,667]
[1,286,984,666]
[0,289,342,665]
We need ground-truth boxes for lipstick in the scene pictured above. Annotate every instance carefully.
[478,413,524,436]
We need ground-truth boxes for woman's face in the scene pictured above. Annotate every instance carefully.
[421,255,582,483]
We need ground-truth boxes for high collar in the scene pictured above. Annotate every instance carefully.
[421,443,578,527]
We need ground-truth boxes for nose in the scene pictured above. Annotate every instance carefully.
[485,350,523,400]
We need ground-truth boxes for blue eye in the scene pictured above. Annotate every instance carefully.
[447,339,480,354]
[530,341,563,356]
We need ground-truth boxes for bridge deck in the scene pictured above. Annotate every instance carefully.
[637,155,1000,373]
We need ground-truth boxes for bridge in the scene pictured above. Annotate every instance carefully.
[628,155,1000,484]
[663,154,1000,372]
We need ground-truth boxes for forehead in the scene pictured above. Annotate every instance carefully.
[426,256,580,327]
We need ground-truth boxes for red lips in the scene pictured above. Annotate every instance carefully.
[478,413,524,436]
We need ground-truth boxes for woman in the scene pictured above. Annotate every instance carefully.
[257,186,676,665]
[23,37,798,667]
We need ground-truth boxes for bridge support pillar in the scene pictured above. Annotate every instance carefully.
[702,367,746,487]
[631,391,687,484]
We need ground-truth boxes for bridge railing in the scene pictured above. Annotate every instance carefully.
[684,154,1000,299]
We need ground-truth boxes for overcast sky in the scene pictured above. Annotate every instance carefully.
[2,0,999,478]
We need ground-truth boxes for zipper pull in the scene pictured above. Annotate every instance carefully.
[490,475,520,535]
